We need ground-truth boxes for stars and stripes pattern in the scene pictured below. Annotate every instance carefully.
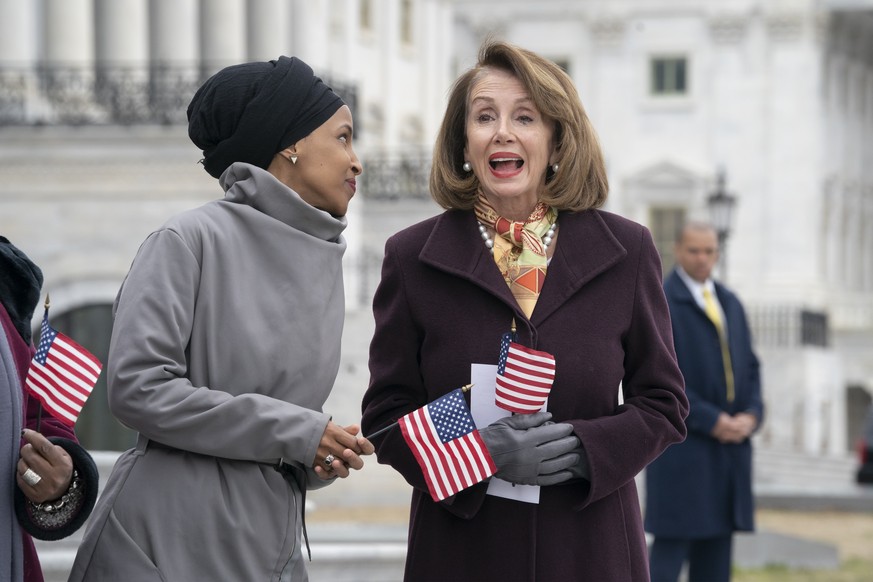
[399,388,496,502]
[24,313,102,426]
[495,332,556,413]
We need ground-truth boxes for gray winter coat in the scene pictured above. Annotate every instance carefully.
[69,163,348,581]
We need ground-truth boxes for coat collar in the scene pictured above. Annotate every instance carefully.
[665,268,697,305]
[419,209,628,324]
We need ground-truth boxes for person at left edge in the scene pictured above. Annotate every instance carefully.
[1,236,99,582]
[68,56,373,582]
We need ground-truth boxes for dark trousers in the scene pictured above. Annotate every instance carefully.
[649,535,733,582]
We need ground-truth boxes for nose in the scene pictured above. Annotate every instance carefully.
[350,147,362,175]
[493,117,514,143]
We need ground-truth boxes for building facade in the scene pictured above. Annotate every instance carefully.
[0,0,452,449]
[2,0,871,474]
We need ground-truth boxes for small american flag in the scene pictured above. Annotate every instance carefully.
[496,332,556,413]
[25,312,102,427]
[399,388,496,502]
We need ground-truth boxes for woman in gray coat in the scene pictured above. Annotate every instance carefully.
[69,56,373,581]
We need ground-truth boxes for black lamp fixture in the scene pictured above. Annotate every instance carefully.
[707,168,736,280]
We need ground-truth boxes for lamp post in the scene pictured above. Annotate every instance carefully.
[707,168,736,282]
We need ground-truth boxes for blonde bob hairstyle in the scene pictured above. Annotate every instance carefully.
[430,40,609,212]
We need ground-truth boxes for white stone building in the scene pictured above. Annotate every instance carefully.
[1,0,871,481]
[0,0,452,449]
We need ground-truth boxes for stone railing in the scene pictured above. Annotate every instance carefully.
[747,304,829,348]
[0,65,357,127]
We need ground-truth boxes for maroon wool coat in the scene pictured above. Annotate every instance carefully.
[362,208,689,582]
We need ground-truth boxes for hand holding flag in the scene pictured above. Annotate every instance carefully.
[398,387,496,502]
[24,299,102,427]
[496,332,556,413]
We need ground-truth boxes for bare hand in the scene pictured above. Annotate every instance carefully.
[733,412,758,438]
[17,429,74,503]
[711,412,757,444]
[313,422,375,480]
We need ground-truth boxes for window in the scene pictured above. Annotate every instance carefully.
[650,56,688,96]
[650,206,687,278]
[51,304,137,451]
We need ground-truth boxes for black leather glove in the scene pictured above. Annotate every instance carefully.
[479,411,581,486]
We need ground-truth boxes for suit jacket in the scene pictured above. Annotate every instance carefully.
[362,208,688,581]
[644,268,764,538]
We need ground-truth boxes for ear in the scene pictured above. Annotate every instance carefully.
[279,144,299,159]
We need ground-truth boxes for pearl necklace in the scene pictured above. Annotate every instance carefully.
[477,220,557,255]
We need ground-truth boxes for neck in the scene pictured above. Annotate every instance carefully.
[483,192,541,221]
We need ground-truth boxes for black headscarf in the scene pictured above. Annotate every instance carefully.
[187,56,345,179]
[0,236,43,345]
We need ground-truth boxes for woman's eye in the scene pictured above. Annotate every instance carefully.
[339,135,348,143]
[476,113,493,123]
[518,115,533,123]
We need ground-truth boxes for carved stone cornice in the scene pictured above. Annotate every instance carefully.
[766,12,805,43]
[590,16,626,48]
[708,14,748,45]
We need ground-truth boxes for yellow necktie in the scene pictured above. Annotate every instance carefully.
[703,288,735,402]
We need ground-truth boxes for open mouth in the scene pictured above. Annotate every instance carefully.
[489,157,524,171]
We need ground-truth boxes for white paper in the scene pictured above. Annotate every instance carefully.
[470,363,541,504]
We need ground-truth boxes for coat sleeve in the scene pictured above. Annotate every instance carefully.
[107,229,329,467]
[731,296,764,425]
[568,227,689,509]
[361,236,488,517]
[15,433,99,541]
[17,381,99,540]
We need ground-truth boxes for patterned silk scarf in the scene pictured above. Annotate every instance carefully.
[474,193,557,318]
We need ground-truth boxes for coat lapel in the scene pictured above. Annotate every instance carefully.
[418,209,632,325]
[418,210,522,315]
[531,211,627,325]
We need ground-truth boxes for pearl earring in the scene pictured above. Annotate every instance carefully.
[290,155,298,164]
[462,161,472,172]
[551,163,559,173]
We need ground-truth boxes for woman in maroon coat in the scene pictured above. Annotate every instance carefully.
[1,237,99,582]
[361,41,689,581]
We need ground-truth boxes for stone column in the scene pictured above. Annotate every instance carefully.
[0,0,35,66]
[95,0,149,123]
[422,0,454,144]
[43,0,97,122]
[95,0,148,65]
[150,0,200,124]
[377,0,400,148]
[289,0,330,69]
[247,0,289,61]
[0,0,36,123]
[44,0,94,66]
[200,0,246,75]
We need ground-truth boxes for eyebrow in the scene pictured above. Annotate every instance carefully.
[470,95,535,108]
[338,123,354,137]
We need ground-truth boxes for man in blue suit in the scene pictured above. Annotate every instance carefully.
[645,221,764,582]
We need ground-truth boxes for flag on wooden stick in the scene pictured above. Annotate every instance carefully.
[24,300,102,427]
[399,387,496,502]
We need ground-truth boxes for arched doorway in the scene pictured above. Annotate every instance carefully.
[50,303,136,451]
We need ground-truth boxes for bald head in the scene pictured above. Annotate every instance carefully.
[674,222,719,283]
